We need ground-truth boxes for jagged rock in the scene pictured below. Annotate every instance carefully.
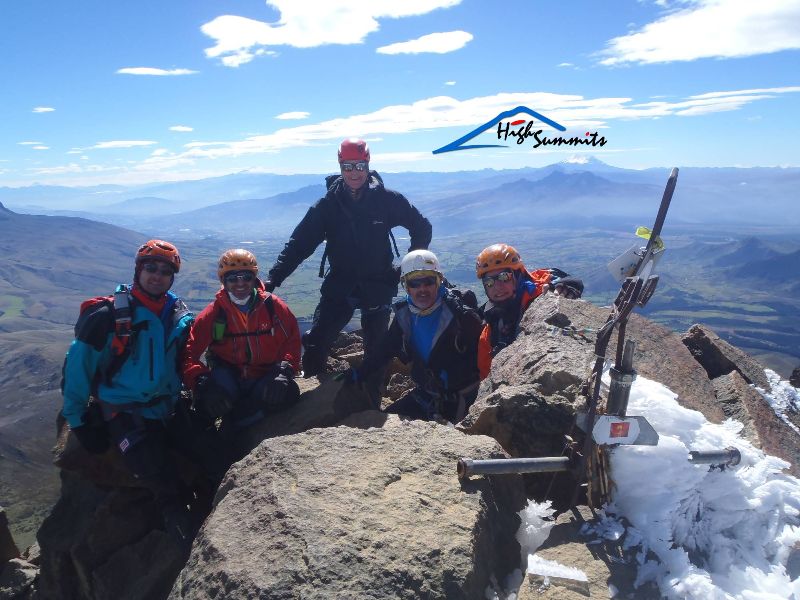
[170,423,526,599]
[711,371,763,447]
[20,543,39,567]
[713,371,800,477]
[516,507,659,600]
[682,324,771,391]
[1,506,21,564]
[36,470,184,600]
[791,366,800,388]
[0,558,38,599]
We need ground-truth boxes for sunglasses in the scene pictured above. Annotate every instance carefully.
[482,270,514,288]
[224,271,255,284]
[405,276,438,289]
[341,161,368,172]
[141,262,174,277]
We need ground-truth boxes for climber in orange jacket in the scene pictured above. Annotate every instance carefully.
[182,249,301,444]
[476,244,584,380]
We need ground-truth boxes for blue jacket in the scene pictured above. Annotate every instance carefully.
[62,290,193,428]
[360,288,482,395]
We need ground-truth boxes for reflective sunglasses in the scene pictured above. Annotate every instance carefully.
[405,276,438,289]
[141,262,174,277]
[224,271,255,284]
[482,270,514,288]
[341,161,368,172]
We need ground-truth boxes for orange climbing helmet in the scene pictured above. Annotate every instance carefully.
[135,240,181,273]
[475,243,526,279]
[217,249,258,282]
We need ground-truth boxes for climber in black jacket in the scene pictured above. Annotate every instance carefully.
[265,138,432,377]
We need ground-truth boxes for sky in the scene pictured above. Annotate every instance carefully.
[511,371,800,600]
[2,0,799,187]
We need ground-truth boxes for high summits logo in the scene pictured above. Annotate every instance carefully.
[432,106,607,154]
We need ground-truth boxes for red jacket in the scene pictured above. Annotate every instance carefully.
[477,269,552,380]
[182,281,301,389]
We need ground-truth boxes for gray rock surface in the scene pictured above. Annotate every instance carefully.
[170,423,527,600]
[682,324,771,391]
[791,366,800,388]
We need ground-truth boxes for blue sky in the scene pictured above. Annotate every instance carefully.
[2,0,799,187]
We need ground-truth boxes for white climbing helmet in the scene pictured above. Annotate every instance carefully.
[400,250,442,281]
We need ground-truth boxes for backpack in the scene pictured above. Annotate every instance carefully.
[61,284,135,395]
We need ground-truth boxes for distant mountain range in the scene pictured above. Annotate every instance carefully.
[4,158,799,235]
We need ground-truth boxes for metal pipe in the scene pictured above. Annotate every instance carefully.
[688,447,741,467]
[607,340,637,416]
[457,456,571,480]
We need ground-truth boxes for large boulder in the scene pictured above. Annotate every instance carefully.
[170,423,527,599]
[682,324,771,391]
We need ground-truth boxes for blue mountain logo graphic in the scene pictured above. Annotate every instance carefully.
[432,105,607,155]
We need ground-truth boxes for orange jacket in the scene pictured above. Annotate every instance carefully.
[182,281,301,388]
[477,269,552,380]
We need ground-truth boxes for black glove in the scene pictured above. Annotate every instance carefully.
[263,279,276,293]
[259,361,297,411]
[193,375,234,421]
[71,423,109,454]
[554,277,584,299]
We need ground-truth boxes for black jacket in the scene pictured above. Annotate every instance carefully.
[267,172,432,307]
[361,290,482,394]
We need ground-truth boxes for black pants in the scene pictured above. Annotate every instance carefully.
[107,405,227,514]
[302,294,390,379]
[384,384,479,424]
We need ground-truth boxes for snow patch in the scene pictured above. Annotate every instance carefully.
[755,369,800,436]
[527,554,588,582]
[515,374,800,599]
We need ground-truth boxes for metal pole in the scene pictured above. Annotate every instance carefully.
[688,447,741,467]
[607,339,637,416]
[457,456,571,480]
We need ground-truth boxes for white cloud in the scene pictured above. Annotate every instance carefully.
[169,125,194,132]
[557,62,574,68]
[66,148,83,154]
[445,81,456,86]
[33,145,50,150]
[151,149,169,156]
[376,31,473,55]
[599,0,800,65]
[32,107,55,113]
[117,67,198,76]
[201,0,462,66]
[90,140,158,149]
[177,86,800,161]
[275,111,310,120]
[18,141,43,145]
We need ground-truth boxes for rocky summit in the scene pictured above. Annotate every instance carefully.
[3,296,798,599]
